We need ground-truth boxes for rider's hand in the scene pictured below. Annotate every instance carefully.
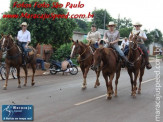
[110,42,114,45]
[25,45,28,48]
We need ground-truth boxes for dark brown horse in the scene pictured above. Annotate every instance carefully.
[70,40,101,89]
[92,48,121,99]
[0,35,37,90]
[128,32,146,97]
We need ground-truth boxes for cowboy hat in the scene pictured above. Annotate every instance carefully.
[133,22,142,27]
[91,24,96,27]
[20,22,28,27]
[107,21,116,26]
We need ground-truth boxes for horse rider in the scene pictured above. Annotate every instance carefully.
[129,22,152,69]
[17,22,31,65]
[87,24,101,50]
[103,21,134,67]
[121,37,129,56]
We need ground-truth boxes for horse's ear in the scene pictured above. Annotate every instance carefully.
[72,40,74,42]
[1,33,3,37]
[136,32,140,36]
[76,40,79,43]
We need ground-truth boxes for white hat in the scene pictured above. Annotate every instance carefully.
[20,22,28,27]
[107,21,116,26]
[133,22,142,27]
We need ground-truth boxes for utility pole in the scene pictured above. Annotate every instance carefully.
[103,9,106,36]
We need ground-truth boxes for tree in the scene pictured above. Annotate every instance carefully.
[74,19,88,33]
[119,27,133,38]
[92,9,113,29]
[115,17,132,29]
[0,0,77,47]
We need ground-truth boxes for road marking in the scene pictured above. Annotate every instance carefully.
[74,78,156,106]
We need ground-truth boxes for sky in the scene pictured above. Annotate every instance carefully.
[0,0,163,33]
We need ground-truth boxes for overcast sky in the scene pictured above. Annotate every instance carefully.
[0,0,162,33]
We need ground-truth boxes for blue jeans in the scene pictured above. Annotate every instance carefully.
[93,43,98,49]
[112,44,125,57]
[36,59,45,70]
[19,42,28,56]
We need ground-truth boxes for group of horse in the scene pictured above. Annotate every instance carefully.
[0,33,146,100]
[70,32,146,99]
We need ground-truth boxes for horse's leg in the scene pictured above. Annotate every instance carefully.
[94,70,100,88]
[23,66,28,86]
[107,73,114,99]
[3,66,10,90]
[82,67,89,89]
[133,70,139,97]
[128,70,134,96]
[103,73,109,99]
[31,63,36,86]
[17,67,21,88]
[138,67,145,94]
[115,65,121,97]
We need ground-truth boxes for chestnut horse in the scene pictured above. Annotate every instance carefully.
[0,35,37,90]
[128,32,146,97]
[70,40,101,89]
[92,48,121,99]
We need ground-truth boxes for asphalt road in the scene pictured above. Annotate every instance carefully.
[0,61,162,122]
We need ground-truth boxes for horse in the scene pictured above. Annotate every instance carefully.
[0,35,37,90]
[92,48,121,99]
[128,32,146,97]
[70,40,101,89]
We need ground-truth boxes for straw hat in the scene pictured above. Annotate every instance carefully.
[133,22,142,27]
[20,22,28,27]
[107,21,116,26]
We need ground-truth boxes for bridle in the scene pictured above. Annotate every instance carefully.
[1,37,15,51]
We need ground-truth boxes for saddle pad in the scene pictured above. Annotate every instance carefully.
[61,61,70,70]
[28,46,36,56]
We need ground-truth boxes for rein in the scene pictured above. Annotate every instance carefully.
[78,45,93,62]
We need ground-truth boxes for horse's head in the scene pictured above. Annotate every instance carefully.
[70,40,81,58]
[129,32,140,50]
[0,34,14,52]
[92,48,103,70]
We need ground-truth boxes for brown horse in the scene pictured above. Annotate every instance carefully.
[70,40,101,89]
[92,48,121,99]
[128,32,146,97]
[0,35,37,90]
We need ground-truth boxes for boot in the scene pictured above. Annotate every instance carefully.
[145,57,152,69]
[22,54,27,66]
[121,56,134,68]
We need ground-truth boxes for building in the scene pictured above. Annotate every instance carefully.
[72,31,86,41]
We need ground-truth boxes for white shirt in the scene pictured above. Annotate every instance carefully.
[121,39,129,48]
[17,30,31,42]
[129,29,147,44]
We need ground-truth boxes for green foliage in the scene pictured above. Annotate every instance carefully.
[0,0,76,47]
[92,9,113,29]
[82,39,88,44]
[119,27,133,38]
[51,43,72,61]
[115,17,133,29]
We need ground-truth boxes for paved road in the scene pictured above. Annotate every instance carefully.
[0,61,162,122]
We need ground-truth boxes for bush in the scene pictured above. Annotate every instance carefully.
[51,43,72,61]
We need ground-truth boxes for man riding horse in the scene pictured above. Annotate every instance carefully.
[103,21,134,68]
[129,22,152,69]
[87,24,101,50]
[17,22,31,65]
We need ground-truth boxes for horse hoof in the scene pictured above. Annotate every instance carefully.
[112,91,114,95]
[106,96,112,100]
[3,87,7,90]
[138,91,141,94]
[31,82,35,86]
[23,84,27,87]
[132,94,136,98]
[81,85,87,90]
[114,94,118,97]
[94,85,97,88]
[97,82,100,86]
[17,85,21,88]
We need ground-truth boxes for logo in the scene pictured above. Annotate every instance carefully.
[2,105,33,121]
